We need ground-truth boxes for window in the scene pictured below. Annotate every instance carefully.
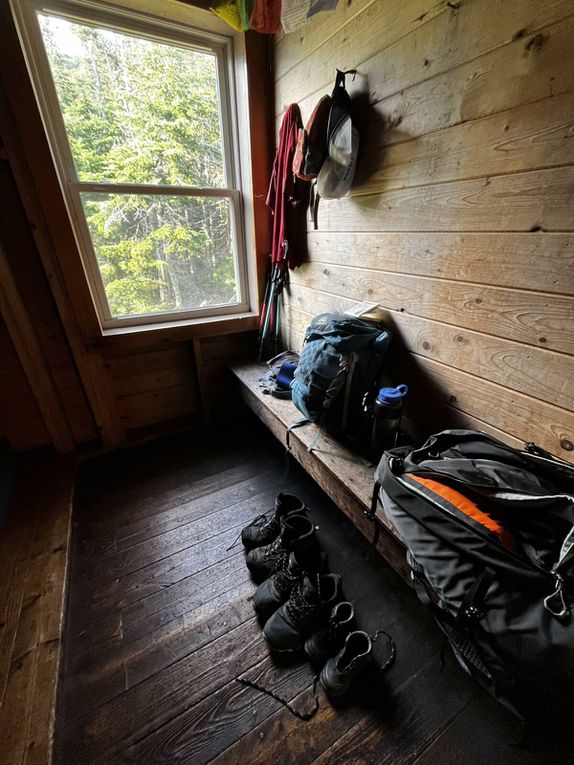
[12,0,252,329]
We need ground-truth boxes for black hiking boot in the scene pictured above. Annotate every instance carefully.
[241,492,307,551]
[245,512,318,583]
[263,573,342,652]
[319,630,372,698]
[252,550,327,622]
[304,601,355,665]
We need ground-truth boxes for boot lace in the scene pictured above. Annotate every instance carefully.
[226,510,279,551]
[248,511,280,538]
[272,559,301,597]
[321,618,340,644]
[285,575,320,624]
[263,535,286,561]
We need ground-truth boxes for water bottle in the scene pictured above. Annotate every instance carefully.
[371,384,408,459]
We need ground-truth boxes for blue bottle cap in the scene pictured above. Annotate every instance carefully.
[377,384,408,404]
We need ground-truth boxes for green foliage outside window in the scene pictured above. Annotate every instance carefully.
[40,15,238,318]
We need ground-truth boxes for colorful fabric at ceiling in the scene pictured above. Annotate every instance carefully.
[250,0,282,34]
[239,0,254,29]
[211,0,243,31]
[281,0,309,32]
[212,0,340,33]
[307,0,339,17]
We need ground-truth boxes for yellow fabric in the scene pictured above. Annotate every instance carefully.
[211,0,243,31]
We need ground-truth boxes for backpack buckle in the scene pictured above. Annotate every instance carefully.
[544,572,570,620]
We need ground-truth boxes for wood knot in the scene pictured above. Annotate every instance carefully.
[422,341,431,350]
[526,33,546,52]
[539,337,547,344]
[560,439,574,452]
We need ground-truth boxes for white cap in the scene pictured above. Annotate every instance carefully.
[316,116,358,199]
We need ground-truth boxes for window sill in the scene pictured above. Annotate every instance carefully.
[92,310,259,350]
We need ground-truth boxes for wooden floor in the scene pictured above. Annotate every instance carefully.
[55,418,565,764]
[0,453,75,764]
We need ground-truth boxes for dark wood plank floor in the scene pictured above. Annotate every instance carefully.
[55,418,565,764]
[0,454,74,764]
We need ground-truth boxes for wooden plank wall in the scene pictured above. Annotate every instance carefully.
[0,137,97,450]
[275,0,574,463]
[0,4,267,452]
[0,317,51,451]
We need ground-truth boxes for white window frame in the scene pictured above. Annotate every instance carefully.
[10,0,254,330]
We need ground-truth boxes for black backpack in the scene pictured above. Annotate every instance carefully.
[372,429,574,720]
[291,313,391,449]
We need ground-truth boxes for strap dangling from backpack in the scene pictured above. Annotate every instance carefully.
[364,480,382,559]
[310,181,320,230]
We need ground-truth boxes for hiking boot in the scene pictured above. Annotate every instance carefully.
[319,630,372,698]
[252,550,326,621]
[241,492,307,551]
[245,512,318,583]
[304,601,355,665]
[263,573,342,652]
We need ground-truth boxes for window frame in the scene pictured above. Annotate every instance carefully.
[11,0,254,330]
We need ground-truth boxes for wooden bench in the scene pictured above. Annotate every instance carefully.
[231,363,410,583]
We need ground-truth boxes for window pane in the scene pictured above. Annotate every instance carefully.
[80,192,238,318]
[39,14,226,187]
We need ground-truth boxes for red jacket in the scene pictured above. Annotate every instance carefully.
[266,103,310,270]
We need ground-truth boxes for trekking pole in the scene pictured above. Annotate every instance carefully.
[258,263,277,362]
[275,290,282,355]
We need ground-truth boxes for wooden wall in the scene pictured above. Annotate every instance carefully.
[275,0,574,462]
[0,316,51,451]
[0,131,97,451]
[0,2,269,452]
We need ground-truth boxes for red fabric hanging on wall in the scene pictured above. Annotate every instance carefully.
[266,103,309,270]
[250,0,282,34]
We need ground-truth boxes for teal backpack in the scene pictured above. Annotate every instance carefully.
[291,313,392,448]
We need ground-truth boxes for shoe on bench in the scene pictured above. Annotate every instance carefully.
[241,492,307,551]
[304,601,355,666]
[263,573,342,652]
[246,512,318,583]
[252,549,327,622]
[319,630,372,698]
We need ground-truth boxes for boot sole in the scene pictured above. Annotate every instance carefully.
[263,632,304,654]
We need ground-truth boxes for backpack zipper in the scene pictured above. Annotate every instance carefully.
[386,463,570,619]
[523,442,574,469]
